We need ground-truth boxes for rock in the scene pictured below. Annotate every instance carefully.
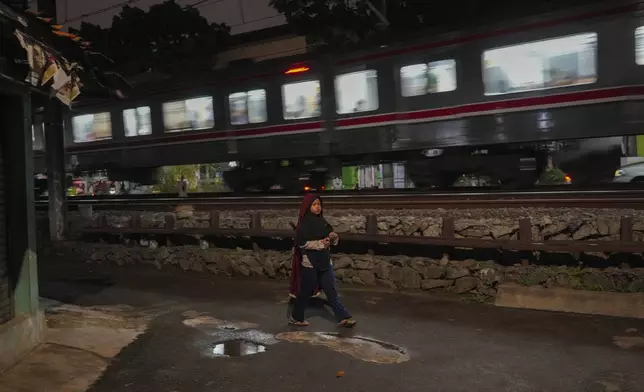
[572,222,596,240]
[389,266,403,284]
[477,287,497,297]
[358,270,376,285]
[389,256,408,267]
[627,279,644,292]
[421,279,453,290]
[261,258,276,278]
[540,222,569,238]
[454,277,479,293]
[236,264,250,277]
[179,257,192,271]
[424,266,445,279]
[191,260,204,272]
[410,258,427,274]
[334,256,353,269]
[554,274,569,287]
[400,267,421,289]
[460,259,476,268]
[374,261,391,279]
[445,267,469,280]
[155,248,171,262]
[354,257,374,270]
[439,254,449,266]
[334,269,347,281]
[490,225,518,239]
[581,272,613,291]
[478,267,503,285]
[241,255,261,268]
[458,226,490,238]
[249,266,264,276]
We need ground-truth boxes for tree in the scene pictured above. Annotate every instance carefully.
[269,0,376,46]
[71,0,230,77]
[270,0,614,47]
[154,165,199,193]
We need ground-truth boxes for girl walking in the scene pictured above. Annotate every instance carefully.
[288,194,357,327]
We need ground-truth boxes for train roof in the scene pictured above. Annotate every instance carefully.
[73,0,635,111]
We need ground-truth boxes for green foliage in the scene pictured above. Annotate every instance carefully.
[539,167,566,185]
[154,164,230,193]
[154,165,199,193]
[269,0,614,47]
[269,0,375,46]
[70,0,230,77]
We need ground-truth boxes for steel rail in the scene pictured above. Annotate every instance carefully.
[34,188,644,210]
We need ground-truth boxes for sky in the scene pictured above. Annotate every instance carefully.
[50,0,286,34]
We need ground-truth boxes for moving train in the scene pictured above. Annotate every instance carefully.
[32,1,644,192]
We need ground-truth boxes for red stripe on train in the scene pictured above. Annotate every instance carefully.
[68,85,644,153]
[336,86,644,127]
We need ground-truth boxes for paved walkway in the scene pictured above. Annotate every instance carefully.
[6,262,644,392]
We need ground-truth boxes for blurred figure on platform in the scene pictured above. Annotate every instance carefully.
[178,175,188,197]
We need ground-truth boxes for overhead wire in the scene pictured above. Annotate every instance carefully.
[64,0,148,24]
[61,0,224,25]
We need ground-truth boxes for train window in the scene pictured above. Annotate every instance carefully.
[636,27,644,64]
[71,112,112,143]
[229,89,267,125]
[123,106,152,137]
[400,60,457,97]
[483,33,597,95]
[282,80,321,120]
[162,96,214,132]
[335,70,379,114]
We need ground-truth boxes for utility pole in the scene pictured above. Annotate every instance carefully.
[38,0,68,240]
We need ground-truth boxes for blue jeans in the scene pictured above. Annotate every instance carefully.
[291,266,352,322]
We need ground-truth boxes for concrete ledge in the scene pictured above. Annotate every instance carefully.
[0,310,46,373]
[495,284,644,319]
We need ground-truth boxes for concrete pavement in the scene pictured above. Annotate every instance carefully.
[6,261,644,392]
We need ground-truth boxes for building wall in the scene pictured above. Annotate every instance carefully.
[0,89,45,374]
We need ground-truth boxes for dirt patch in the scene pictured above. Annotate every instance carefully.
[276,331,409,364]
[182,315,259,331]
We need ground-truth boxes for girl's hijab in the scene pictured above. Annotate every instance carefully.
[289,194,331,296]
[296,197,332,244]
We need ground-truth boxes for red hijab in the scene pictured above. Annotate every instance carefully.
[289,193,322,297]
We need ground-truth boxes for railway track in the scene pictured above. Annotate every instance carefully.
[34,188,644,210]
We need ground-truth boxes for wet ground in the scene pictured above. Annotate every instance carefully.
[38,261,644,392]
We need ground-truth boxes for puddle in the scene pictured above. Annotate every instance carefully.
[276,331,409,364]
[211,339,267,357]
[612,335,644,349]
[183,313,278,358]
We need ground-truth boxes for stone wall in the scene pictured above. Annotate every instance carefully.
[43,242,644,300]
[57,206,644,242]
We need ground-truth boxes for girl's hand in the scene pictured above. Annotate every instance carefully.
[328,232,339,245]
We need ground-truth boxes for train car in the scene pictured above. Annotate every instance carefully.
[32,1,644,191]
